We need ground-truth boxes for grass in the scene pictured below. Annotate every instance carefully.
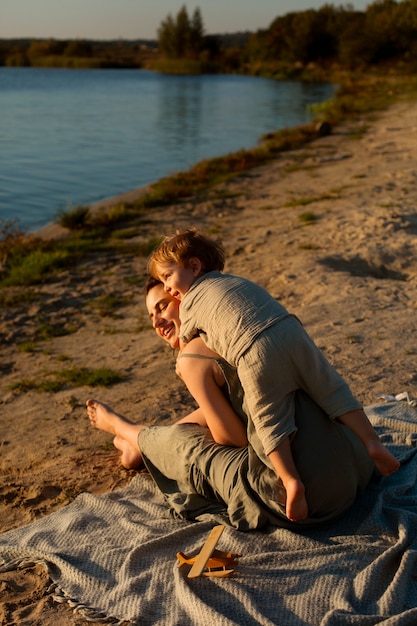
[88,294,130,318]
[34,321,78,341]
[8,366,126,394]
[0,287,38,308]
[4,249,70,286]
[284,193,336,208]
[298,212,318,224]
[15,322,78,352]
[308,71,417,121]
[17,342,36,353]
[284,163,318,174]
[0,225,159,287]
[57,205,90,230]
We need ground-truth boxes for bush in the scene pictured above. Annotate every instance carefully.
[57,205,90,230]
[1,248,70,286]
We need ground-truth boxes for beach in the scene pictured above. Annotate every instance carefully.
[0,99,416,624]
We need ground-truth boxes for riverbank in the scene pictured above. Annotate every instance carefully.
[1,99,416,624]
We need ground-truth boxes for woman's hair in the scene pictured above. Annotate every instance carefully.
[147,227,225,277]
[145,275,163,294]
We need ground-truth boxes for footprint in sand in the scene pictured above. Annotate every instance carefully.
[23,485,62,508]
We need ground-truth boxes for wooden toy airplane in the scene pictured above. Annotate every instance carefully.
[177,525,240,578]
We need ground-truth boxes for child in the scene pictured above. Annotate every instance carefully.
[148,228,400,522]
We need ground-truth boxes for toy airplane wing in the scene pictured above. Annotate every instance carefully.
[176,525,240,578]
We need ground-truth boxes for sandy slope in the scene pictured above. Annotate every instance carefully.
[0,100,416,625]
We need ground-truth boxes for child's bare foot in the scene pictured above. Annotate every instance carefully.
[367,439,400,476]
[284,478,308,522]
[113,435,143,470]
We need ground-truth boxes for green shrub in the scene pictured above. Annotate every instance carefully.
[57,205,90,230]
[1,248,70,286]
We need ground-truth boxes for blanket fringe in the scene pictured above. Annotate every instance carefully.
[0,557,129,625]
[0,556,47,572]
[52,585,128,624]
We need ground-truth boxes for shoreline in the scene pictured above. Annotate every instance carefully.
[1,98,416,625]
[34,182,153,240]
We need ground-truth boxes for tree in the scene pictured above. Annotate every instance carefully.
[27,39,66,58]
[157,5,205,59]
[158,13,177,57]
[189,7,205,58]
[358,0,415,62]
[175,5,191,57]
[64,40,92,58]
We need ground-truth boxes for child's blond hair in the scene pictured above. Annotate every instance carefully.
[148,227,225,277]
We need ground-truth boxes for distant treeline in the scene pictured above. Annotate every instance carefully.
[0,37,158,69]
[1,1,417,74]
[248,0,417,72]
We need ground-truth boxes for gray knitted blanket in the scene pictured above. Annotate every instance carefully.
[1,400,417,625]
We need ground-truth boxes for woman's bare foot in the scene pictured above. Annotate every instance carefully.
[86,399,129,435]
[284,478,308,522]
[367,439,400,476]
[86,399,144,469]
[113,435,143,470]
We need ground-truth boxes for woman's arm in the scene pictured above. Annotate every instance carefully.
[176,339,248,448]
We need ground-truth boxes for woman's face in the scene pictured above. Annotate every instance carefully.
[146,283,181,349]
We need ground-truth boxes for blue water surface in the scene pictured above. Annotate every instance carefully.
[0,67,335,231]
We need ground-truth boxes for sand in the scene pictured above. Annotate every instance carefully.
[0,100,416,625]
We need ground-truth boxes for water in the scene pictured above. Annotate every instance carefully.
[0,67,335,232]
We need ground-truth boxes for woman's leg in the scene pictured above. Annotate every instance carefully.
[86,400,146,469]
[86,400,210,469]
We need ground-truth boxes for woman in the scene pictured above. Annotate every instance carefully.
[87,278,247,467]
[87,280,375,531]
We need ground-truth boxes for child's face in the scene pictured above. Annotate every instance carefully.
[157,262,199,300]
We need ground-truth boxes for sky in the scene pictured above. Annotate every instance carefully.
[1,0,371,41]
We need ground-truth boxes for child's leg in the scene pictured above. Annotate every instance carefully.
[337,408,400,476]
[268,437,308,522]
